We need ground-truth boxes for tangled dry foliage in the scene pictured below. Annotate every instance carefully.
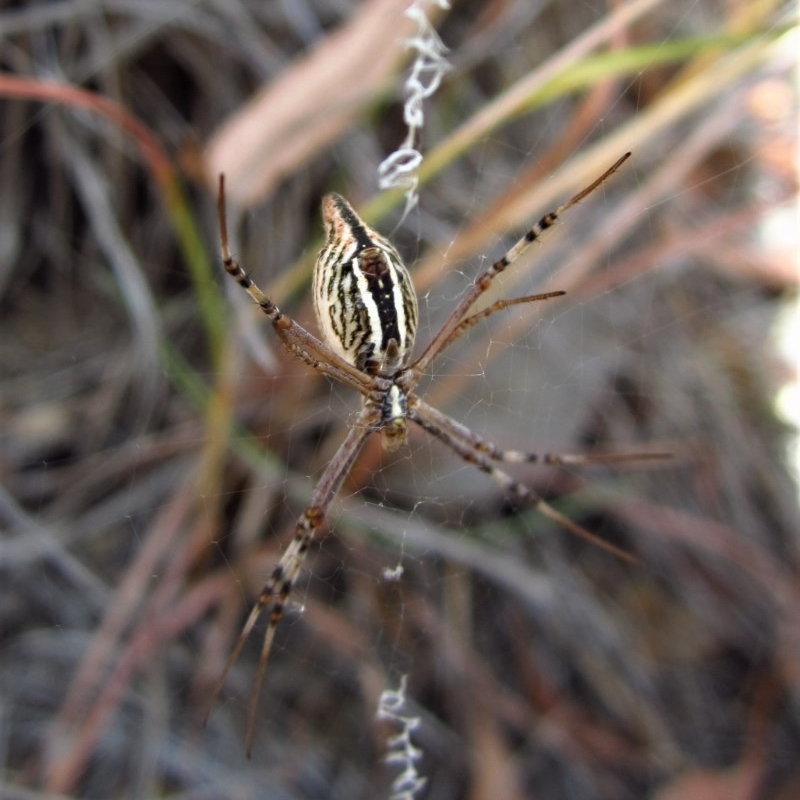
[1,0,798,798]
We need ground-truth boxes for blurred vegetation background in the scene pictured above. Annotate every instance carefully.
[0,0,797,798]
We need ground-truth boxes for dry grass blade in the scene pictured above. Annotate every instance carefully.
[205,0,440,205]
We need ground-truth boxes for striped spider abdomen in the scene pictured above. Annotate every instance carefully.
[313,193,418,378]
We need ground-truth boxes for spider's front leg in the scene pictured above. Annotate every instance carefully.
[206,412,376,758]
[410,398,644,562]
[414,398,670,467]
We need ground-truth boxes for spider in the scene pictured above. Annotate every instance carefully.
[208,152,665,755]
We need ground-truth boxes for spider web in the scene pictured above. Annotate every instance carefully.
[241,55,794,799]
[0,1,796,799]
[219,9,796,795]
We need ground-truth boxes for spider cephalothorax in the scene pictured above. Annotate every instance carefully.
[207,154,667,756]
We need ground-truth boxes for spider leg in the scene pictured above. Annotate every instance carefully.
[433,290,566,355]
[493,449,672,466]
[218,175,372,394]
[410,398,637,562]
[410,399,669,466]
[412,153,631,374]
[206,407,377,757]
